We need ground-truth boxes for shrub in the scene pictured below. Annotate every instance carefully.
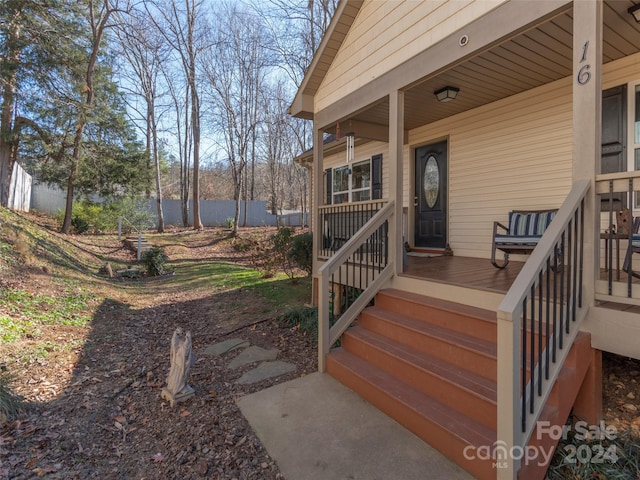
[141,246,169,276]
[62,197,154,234]
[225,217,235,229]
[289,232,313,276]
[271,227,295,279]
[71,214,90,234]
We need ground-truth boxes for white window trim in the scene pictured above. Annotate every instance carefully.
[333,158,371,204]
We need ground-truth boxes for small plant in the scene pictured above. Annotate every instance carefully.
[225,217,235,229]
[277,306,319,341]
[71,214,90,234]
[141,246,169,276]
[0,369,24,422]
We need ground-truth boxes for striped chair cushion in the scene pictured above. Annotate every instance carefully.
[508,211,557,237]
[494,234,542,246]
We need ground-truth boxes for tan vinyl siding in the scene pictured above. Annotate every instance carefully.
[316,0,506,111]
[408,77,573,259]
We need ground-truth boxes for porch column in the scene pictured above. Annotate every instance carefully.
[573,0,602,306]
[389,90,405,274]
[312,125,328,372]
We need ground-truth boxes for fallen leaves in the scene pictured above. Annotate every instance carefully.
[152,452,164,463]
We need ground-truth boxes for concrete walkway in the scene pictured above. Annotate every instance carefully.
[237,372,475,480]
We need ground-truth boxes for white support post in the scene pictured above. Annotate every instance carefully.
[313,125,328,372]
[496,309,521,480]
[137,232,142,261]
[573,0,602,308]
[389,90,405,274]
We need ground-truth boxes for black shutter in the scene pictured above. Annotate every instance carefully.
[371,154,382,200]
[325,168,332,205]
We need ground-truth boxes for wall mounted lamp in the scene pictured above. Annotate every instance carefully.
[434,86,460,103]
[629,3,640,23]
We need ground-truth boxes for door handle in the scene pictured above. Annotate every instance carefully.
[414,196,418,207]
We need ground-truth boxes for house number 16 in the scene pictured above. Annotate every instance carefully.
[577,41,591,85]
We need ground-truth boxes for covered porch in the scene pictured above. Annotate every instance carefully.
[292,1,640,479]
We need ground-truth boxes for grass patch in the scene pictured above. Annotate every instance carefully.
[0,288,92,343]
[547,429,640,479]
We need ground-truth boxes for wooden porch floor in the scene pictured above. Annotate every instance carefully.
[402,254,639,295]
[402,255,525,294]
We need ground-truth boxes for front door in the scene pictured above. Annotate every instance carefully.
[414,141,447,248]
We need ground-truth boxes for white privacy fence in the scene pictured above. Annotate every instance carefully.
[8,163,32,212]
[30,183,307,228]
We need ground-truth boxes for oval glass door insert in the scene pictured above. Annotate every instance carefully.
[423,155,439,208]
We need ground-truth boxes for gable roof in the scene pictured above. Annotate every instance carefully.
[288,0,363,120]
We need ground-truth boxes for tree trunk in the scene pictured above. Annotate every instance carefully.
[61,0,111,234]
[0,18,20,208]
[151,109,164,233]
[191,78,202,230]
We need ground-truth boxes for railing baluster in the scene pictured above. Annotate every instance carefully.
[538,272,543,397]
[572,210,579,323]
[559,231,565,350]
[522,297,528,432]
[529,285,535,415]
[552,244,558,363]
[565,220,573,334]
[545,257,550,379]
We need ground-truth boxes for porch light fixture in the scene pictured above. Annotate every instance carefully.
[434,86,460,103]
[629,3,640,23]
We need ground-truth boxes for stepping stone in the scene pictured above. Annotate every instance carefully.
[228,346,279,369]
[204,338,250,356]
[235,361,297,385]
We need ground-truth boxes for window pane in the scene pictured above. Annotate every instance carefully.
[333,192,348,204]
[352,160,370,190]
[333,166,349,193]
[352,190,370,202]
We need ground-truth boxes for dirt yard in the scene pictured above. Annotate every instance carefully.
[0,215,315,479]
[0,211,639,479]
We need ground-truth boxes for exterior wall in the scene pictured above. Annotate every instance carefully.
[316,0,507,112]
[408,77,573,258]
[314,53,640,259]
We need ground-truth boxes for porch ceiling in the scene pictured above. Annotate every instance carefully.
[344,1,640,134]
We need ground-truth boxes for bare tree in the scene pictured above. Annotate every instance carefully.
[115,9,167,232]
[149,0,206,230]
[202,2,270,234]
[161,64,191,226]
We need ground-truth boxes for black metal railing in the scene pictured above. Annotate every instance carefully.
[317,201,395,371]
[318,201,386,258]
[497,179,590,465]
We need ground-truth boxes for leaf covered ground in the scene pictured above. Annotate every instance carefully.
[0,208,639,479]
[0,209,315,479]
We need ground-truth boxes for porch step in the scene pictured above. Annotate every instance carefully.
[357,304,497,381]
[123,236,152,257]
[326,349,497,480]
[375,289,497,342]
[326,289,598,480]
[342,325,497,429]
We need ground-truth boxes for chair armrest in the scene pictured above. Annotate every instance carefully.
[493,221,509,236]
